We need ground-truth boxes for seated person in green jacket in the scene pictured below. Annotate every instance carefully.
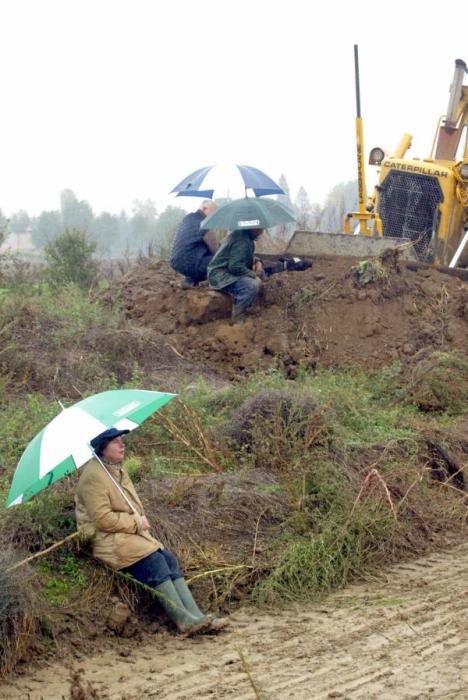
[207,227,264,322]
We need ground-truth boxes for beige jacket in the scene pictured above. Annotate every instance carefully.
[75,458,162,570]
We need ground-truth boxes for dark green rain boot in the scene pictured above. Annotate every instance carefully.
[230,305,246,324]
[154,579,210,635]
[173,577,229,632]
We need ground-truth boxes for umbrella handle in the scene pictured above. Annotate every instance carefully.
[93,452,137,514]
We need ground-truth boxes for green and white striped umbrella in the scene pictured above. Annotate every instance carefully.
[6,389,176,508]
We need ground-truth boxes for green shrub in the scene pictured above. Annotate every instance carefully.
[0,395,58,475]
[37,552,87,605]
[44,229,98,290]
[0,284,137,397]
[254,503,393,604]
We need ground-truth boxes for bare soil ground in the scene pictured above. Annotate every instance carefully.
[4,252,466,398]
[3,542,467,700]
[101,253,468,380]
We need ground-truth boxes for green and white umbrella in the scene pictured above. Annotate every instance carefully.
[6,389,176,508]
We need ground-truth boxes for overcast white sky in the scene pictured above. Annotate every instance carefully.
[0,0,467,217]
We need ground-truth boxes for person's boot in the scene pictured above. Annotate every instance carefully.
[180,277,199,289]
[154,580,210,635]
[173,577,229,632]
[230,305,246,324]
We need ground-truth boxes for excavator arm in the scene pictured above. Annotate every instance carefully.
[434,59,468,161]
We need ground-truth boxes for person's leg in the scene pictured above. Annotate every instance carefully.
[156,548,204,619]
[122,549,174,588]
[157,548,184,582]
[177,252,213,287]
[121,551,210,634]
[226,276,261,308]
[170,258,197,288]
[192,253,212,284]
[154,548,205,620]
[157,549,230,632]
[224,276,262,321]
[171,259,201,288]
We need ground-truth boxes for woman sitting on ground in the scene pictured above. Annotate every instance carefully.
[75,427,227,636]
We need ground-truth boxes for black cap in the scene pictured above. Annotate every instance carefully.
[90,428,130,457]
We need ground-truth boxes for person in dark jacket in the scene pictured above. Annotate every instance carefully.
[170,201,219,288]
[207,227,264,322]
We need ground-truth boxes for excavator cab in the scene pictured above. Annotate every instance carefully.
[370,58,468,267]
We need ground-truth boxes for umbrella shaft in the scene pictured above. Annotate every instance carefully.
[94,453,136,514]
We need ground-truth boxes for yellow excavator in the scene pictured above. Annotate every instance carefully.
[287,51,468,270]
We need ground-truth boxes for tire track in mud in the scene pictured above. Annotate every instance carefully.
[2,543,468,700]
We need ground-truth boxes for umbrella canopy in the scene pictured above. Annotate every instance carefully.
[201,197,296,231]
[170,164,284,198]
[6,389,176,507]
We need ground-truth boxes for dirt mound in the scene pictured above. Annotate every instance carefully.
[101,254,468,379]
[0,287,224,399]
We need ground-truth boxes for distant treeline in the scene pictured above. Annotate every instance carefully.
[273,174,358,244]
[0,189,187,257]
[0,177,358,256]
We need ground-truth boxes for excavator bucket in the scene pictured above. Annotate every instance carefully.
[285,230,417,260]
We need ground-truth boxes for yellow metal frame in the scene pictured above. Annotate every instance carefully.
[344,112,383,237]
[344,211,383,236]
[344,46,383,238]
[453,162,468,206]
[355,116,369,234]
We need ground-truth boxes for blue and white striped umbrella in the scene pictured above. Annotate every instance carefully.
[170,164,284,198]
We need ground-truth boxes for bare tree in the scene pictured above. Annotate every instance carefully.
[295,186,312,229]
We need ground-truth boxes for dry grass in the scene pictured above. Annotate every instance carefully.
[153,400,226,473]
[0,288,175,399]
[142,469,290,609]
[0,552,43,679]
[404,351,468,414]
[222,389,320,454]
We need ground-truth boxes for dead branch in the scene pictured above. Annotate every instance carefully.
[5,532,80,573]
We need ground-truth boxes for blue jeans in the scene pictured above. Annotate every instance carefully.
[121,548,182,587]
[224,276,261,309]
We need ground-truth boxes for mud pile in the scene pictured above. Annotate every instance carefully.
[102,253,468,379]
